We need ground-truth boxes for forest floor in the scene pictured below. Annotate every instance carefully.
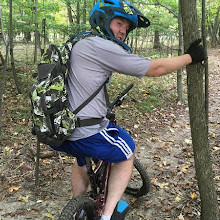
[0,47,220,220]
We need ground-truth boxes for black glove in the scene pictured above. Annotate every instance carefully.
[186,39,206,64]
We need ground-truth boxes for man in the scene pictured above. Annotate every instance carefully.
[52,0,206,219]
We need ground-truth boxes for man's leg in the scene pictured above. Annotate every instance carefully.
[71,162,89,197]
[103,154,134,217]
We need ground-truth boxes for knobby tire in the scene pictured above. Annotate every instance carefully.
[125,157,150,197]
[58,196,95,220]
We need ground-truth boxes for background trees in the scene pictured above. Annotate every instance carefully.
[0,0,219,53]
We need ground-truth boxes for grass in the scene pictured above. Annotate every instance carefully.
[107,73,179,125]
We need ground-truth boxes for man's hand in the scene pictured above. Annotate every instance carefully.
[186,39,207,64]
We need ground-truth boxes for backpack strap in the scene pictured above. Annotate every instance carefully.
[75,117,104,127]
[104,83,110,108]
[73,77,109,114]
[73,77,109,127]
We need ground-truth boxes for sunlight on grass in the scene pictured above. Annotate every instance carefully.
[109,73,178,114]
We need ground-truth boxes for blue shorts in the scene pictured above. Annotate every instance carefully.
[50,122,135,166]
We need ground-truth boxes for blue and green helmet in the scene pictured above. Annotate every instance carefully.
[89,0,150,40]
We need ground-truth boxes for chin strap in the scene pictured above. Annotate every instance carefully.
[93,32,132,53]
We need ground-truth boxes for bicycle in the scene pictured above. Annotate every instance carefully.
[58,84,150,220]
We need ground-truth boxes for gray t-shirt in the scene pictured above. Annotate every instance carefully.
[67,36,151,141]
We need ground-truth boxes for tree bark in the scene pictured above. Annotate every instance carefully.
[211,6,219,47]
[177,0,183,102]
[66,0,73,24]
[0,7,9,136]
[201,0,209,129]
[76,0,80,34]
[41,18,46,55]
[9,0,22,94]
[180,0,219,219]
[0,45,9,136]
[34,0,39,63]
[0,6,7,46]
[83,0,87,31]
[153,30,161,49]
[0,43,9,136]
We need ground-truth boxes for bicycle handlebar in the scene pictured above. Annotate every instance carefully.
[109,83,134,110]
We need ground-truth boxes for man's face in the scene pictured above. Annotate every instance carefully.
[109,17,130,42]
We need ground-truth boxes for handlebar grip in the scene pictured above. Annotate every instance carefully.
[120,84,134,97]
[109,83,134,110]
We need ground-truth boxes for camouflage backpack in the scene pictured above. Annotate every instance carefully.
[29,32,109,146]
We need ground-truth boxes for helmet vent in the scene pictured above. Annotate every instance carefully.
[104,0,114,5]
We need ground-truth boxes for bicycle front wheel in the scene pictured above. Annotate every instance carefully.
[125,157,150,197]
[58,196,95,220]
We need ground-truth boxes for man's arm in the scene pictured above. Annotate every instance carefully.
[146,54,192,77]
[145,39,206,77]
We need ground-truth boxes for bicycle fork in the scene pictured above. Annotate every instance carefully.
[86,159,111,220]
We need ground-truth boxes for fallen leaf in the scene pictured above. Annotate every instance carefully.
[169,128,175,133]
[181,163,191,173]
[151,178,158,185]
[37,200,43,203]
[178,213,184,220]
[45,213,53,218]
[144,200,152,208]
[190,192,196,199]
[151,137,159,142]
[52,173,58,178]
[162,145,168,149]
[162,161,168,166]
[44,195,50,200]
[5,147,11,152]
[134,124,139,129]
[211,147,220,153]
[175,196,181,202]
[137,213,145,218]
[8,185,20,193]
[130,197,137,204]
[184,139,192,145]
[162,205,173,211]
[19,195,29,203]
[160,183,169,188]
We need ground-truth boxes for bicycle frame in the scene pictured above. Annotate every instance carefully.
[84,84,134,219]
[85,158,111,219]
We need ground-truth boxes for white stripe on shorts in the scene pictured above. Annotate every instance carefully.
[100,128,133,159]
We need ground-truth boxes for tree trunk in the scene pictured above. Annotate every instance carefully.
[9,0,22,94]
[180,0,219,219]
[177,0,183,102]
[66,0,73,24]
[41,18,46,55]
[153,30,160,49]
[211,6,219,47]
[0,8,7,46]
[0,7,9,136]
[0,51,4,65]
[24,31,31,43]
[76,0,80,34]
[201,0,209,128]
[83,0,87,31]
[34,0,39,63]
[0,45,9,136]
[134,29,138,53]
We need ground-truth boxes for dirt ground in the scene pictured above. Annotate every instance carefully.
[0,47,219,220]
